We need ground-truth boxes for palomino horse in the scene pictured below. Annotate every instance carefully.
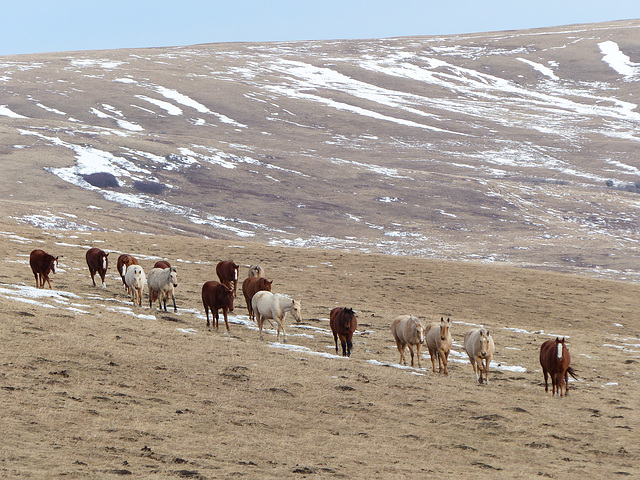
[425,317,453,375]
[463,328,495,384]
[330,307,358,357]
[540,337,577,397]
[391,315,425,367]
[252,291,302,342]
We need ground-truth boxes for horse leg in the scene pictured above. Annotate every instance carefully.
[333,332,339,353]
[171,292,177,313]
[258,315,264,340]
[277,315,287,343]
[223,307,230,332]
[471,357,479,383]
[542,367,549,393]
[396,341,406,365]
[564,370,569,397]
[100,271,106,289]
[429,347,437,373]
[416,343,422,368]
[442,349,449,376]
[205,306,210,328]
[408,344,414,367]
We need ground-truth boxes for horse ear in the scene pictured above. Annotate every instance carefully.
[105,252,109,257]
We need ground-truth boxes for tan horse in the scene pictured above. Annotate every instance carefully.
[425,317,452,375]
[391,315,425,368]
[463,328,494,384]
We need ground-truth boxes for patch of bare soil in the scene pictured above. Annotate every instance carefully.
[0,221,638,479]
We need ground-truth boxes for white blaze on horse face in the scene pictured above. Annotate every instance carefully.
[557,342,563,359]
[102,256,107,271]
[121,264,127,277]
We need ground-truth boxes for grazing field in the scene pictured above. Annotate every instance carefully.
[1,222,638,479]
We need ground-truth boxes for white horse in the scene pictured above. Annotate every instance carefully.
[463,328,495,384]
[124,265,146,307]
[251,290,302,342]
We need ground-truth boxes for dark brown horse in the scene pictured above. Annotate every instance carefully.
[29,249,60,289]
[216,261,240,297]
[540,337,577,397]
[330,307,357,357]
[86,247,109,289]
[202,281,234,331]
[242,276,272,322]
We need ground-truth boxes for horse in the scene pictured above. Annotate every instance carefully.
[251,291,302,342]
[463,328,495,384]
[425,317,453,375]
[202,281,234,331]
[116,254,139,294]
[153,260,171,269]
[216,261,240,296]
[29,249,60,289]
[85,247,109,289]
[247,265,264,278]
[330,307,358,357]
[147,267,178,312]
[124,265,146,307]
[242,276,272,322]
[391,315,425,367]
[540,337,577,397]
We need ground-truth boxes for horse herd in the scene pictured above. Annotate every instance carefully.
[27,247,577,397]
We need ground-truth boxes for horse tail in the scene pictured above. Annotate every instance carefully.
[566,366,578,379]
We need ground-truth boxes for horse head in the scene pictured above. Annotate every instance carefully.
[439,317,451,340]
[169,270,178,288]
[478,329,490,358]
[556,337,566,359]
[50,256,59,273]
[413,317,425,344]
[292,300,302,323]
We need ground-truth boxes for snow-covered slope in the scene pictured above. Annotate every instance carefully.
[1,19,640,280]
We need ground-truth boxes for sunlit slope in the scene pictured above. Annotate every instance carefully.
[1,19,639,279]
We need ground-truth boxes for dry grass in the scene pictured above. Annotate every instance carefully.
[0,220,638,479]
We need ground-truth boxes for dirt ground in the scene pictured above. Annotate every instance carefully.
[0,221,638,479]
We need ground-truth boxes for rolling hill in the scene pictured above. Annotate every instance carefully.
[1,19,640,280]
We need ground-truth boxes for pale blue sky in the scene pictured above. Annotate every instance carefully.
[3,1,640,56]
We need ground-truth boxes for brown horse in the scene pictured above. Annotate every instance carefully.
[242,276,272,322]
[330,307,357,357]
[540,337,577,397]
[86,247,109,289]
[202,281,234,331]
[29,249,60,289]
[216,261,240,297]
[116,254,139,294]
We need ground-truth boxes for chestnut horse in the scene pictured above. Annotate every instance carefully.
[86,247,109,289]
[540,337,577,397]
[330,307,357,357]
[242,276,272,322]
[116,254,139,294]
[29,249,60,289]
